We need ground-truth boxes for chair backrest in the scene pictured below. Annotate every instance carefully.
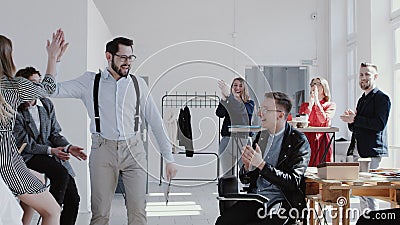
[218,175,239,214]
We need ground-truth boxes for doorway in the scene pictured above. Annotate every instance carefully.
[245,66,309,124]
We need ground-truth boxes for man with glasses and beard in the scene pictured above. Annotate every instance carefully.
[51,36,177,225]
[341,62,391,211]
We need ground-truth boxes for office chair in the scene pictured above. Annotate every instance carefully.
[217,175,300,225]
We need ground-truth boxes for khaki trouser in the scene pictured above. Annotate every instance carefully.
[89,134,147,225]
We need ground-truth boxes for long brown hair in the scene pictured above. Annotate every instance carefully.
[0,35,16,79]
[0,35,16,122]
[231,77,251,102]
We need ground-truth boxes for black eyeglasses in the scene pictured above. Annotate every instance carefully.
[310,82,322,87]
[258,107,283,114]
[114,54,137,62]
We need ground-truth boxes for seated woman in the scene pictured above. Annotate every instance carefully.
[299,77,336,166]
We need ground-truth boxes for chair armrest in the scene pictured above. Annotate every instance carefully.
[217,193,269,205]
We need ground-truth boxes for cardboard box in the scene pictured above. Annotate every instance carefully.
[317,162,359,180]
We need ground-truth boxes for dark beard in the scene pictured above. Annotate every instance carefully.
[359,81,370,90]
[111,59,130,77]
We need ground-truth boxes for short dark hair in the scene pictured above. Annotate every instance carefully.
[106,37,134,55]
[264,92,292,118]
[360,62,378,73]
[15,66,41,79]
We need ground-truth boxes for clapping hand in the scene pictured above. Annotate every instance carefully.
[340,109,356,123]
[241,144,265,170]
[309,86,318,106]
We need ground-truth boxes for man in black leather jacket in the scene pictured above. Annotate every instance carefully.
[216,92,310,225]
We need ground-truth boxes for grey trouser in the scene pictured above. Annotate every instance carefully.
[89,134,147,225]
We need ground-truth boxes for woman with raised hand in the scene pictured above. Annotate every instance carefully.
[216,78,254,176]
[0,29,66,225]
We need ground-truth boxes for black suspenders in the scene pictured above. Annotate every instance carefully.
[94,73,101,133]
[93,72,140,133]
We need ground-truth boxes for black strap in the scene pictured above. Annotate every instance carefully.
[93,71,140,133]
[94,72,101,133]
[130,74,140,132]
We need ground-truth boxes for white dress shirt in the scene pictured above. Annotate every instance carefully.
[27,99,52,155]
[51,68,174,162]
[27,99,43,132]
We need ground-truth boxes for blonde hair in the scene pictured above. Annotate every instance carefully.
[0,35,16,122]
[231,77,251,102]
[311,77,331,102]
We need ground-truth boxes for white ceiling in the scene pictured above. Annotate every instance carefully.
[93,0,130,35]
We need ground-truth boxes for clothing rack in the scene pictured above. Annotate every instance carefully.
[160,92,221,183]
[161,92,220,109]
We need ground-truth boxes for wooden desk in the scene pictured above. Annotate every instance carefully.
[297,127,339,165]
[305,169,400,225]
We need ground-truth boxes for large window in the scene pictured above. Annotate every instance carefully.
[392,4,400,165]
[395,27,400,63]
[347,46,357,114]
[393,26,400,147]
[392,0,400,12]
[347,0,356,36]
[394,71,400,146]
[346,0,357,139]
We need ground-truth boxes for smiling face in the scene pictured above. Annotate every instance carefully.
[107,44,133,78]
[231,79,244,97]
[359,65,377,91]
[258,97,285,132]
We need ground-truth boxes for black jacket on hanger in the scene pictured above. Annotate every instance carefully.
[177,106,194,157]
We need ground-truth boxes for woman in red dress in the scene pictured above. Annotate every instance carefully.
[299,77,336,166]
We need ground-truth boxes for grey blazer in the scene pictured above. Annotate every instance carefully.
[13,98,75,177]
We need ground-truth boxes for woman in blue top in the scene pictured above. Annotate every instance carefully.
[216,78,254,176]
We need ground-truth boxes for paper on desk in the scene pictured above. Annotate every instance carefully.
[306,167,318,174]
